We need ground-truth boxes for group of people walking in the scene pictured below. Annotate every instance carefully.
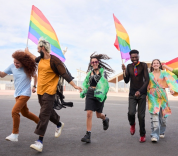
[0,39,178,152]
[122,50,178,143]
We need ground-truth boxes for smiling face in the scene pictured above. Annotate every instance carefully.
[152,60,161,70]
[91,58,99,70]
[14,58,22,68]
[130,53,139,65]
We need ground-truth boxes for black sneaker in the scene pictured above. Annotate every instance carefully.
[103,115,109,130]
[81,131,91,143]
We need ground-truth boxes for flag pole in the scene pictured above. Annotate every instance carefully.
[120,52,126,77]
[26,5,33,48]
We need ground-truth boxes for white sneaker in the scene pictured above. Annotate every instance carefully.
[55,122,64,138]
[30,141,43,152]
[6,133,19,142]
[151,137,158,142]
[160,134,165,138]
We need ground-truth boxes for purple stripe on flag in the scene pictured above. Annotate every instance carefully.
[28,32,65,62]
[28,32,38,44]
[121,51,130,62]
[51,51,65,62]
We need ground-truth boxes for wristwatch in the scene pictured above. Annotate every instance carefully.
[33,85,37,88]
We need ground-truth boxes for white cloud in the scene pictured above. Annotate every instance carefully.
[0,0,178,80]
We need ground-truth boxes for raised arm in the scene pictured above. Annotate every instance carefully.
[138,63,149,94]
[122,64,130,83]
[0,71,7,78]
[25,48,37,61]
[162,64,173,72]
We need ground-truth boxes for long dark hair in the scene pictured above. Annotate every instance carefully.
[12,51,37,78]
[150,59,163,72]
[87,52,114,77]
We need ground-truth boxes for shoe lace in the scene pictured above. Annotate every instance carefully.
[56,128,60,133]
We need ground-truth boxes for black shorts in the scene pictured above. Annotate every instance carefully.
[85,88,104,113]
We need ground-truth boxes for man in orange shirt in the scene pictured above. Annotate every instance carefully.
[25,38,82,152]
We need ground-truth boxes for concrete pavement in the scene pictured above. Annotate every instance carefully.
[0,94,178,156]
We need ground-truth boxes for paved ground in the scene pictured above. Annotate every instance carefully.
[0,94,178,156]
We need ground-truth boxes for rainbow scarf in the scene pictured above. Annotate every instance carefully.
[28,5,65,62]
[133,61,140,76]
[113,14,131,62]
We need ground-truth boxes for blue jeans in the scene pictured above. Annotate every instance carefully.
[150,108,167,140]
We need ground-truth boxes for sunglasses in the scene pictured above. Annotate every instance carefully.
[91,61,99,65]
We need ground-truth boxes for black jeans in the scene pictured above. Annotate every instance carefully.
[128,94,146,136]
[34,93,60,136]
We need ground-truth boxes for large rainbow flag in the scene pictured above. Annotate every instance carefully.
[113,14,131,62]
[28,5,65,62]
[165,57,178,82]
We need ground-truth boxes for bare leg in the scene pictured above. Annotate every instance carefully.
[96,112,106,120]
[86,110,93,131]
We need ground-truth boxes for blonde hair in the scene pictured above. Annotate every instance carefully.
[38,38,51,53]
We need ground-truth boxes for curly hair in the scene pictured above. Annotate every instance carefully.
[87,52,114,77]
[12,50,37,79]
[150,59,163,72]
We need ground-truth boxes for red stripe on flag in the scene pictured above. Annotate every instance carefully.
[165,57,178,65]
[113,14,121,24]
[32,5,51,25]
[114,35,120,51]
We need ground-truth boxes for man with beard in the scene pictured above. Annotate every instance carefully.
[25,38,82,152]
[122,50,149,143]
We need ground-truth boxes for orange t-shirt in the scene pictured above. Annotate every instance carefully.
[37,58,59,95]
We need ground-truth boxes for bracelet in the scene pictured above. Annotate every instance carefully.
[33,85,37,88]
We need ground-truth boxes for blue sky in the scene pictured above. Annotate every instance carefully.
[0,0,178,80]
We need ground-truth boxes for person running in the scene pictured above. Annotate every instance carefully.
[80,52,114,143]
[147,59,178,142]
[0,50,39,142]
[25,38,82,152]
[122,49,149,143]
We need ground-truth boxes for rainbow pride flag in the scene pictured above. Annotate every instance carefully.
[165,57,178,82]
[28,5,65,62]
[113,14,131,62]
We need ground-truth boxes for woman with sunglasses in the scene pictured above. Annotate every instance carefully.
[147,59,178,142]
[80,52,114,143]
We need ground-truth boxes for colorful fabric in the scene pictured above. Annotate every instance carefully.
[113,14,131,62]
[165,57,178,83]
[147,70,178,117]
[133,61,140,76]
[37,58,59,95]
[80,68,109,102]
[4,64,32,98]
[28,5,65,62]
[172,68,178,77]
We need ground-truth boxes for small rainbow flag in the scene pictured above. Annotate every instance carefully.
[165,57,178,82]
[28,5,65,62]
[113,14,131,62]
